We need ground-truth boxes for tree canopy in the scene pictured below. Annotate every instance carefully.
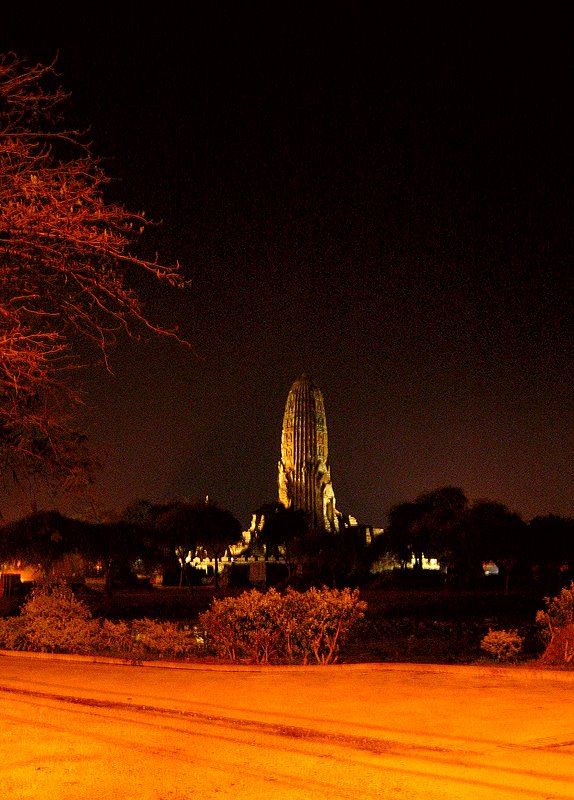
[192,501,243,589]
[0,509,82,574]
[385,486,469,570]
[0,52,190,512]
[457,500,527,590]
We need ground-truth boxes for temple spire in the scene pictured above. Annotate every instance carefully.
[278,374,339,531]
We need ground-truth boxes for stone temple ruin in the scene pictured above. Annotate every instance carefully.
[278,373,341,532]
[202,374,382,583]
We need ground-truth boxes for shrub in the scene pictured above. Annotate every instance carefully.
[199,586,367,665]
[0,582,365,665]
[0,581,207,661]
[535,581,574,667]
[539,624,574,666]
[536,581,574,644]
[19,580,98,654]
[480,628,523,662]
[131,618,203,660]
[94,618,135,657]
[199,588,285,664]
[278,586,366,664]
[0,615,28,650]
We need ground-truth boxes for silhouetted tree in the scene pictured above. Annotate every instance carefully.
[384,501,420,568]
[249,501,285,554]
[528,514,574,592]
[414,486,469,569]
[300,526,370,587]
[77,518,145,595]
[459,501,527,593]
[386,486,468,571]
[0,510,81,577]
[260,506,309,580]
[192,500,243,589]
[121,499,159,526]
[153,501,203,587]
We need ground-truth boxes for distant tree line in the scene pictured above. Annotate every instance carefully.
[372,486,574,595]
[0,498,242,594]
[1,485,573,598]
[252,488,574,595]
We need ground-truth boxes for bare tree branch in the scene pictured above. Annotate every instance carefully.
[0,52,192,513]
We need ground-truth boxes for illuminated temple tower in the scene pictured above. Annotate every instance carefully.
[278,374,340,532]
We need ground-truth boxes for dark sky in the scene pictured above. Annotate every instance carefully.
[2,11,573,528]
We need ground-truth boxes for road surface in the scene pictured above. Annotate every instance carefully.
[1,652,574,799]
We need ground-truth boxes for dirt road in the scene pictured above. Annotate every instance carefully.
[1,652,573,799]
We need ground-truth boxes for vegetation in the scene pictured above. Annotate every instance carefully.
[536,580,574,644]
[0,580,97,654]
[533,581,574,667]
[199,586,366,664]
[0,580,364,665]
[0,579,205,660]
[6,572,574,668]
[383,486,468,571]
[379,487,533,592]
[1,486,573,672]
[0,52,190,513]
[0,497,242,595]
[259,504,309,579]
[480,628,524,662]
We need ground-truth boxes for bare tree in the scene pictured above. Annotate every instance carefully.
[0,52,191,512]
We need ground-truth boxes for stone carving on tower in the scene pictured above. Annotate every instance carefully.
[278,374,340,532]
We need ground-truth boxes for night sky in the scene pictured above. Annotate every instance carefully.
[2,11,573,528]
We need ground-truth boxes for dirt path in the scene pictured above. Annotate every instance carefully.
[1,653,574,799]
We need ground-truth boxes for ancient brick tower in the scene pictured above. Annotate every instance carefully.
[278,374,339,532]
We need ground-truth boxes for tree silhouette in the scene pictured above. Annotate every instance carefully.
[191,500,243,589]
[260,506,309,580]
[153,501,203,587]
[77,519,145,595]
[386,486,468,571]
[528,514,574,592]
[0,510,81,577]
[459,501,527,593]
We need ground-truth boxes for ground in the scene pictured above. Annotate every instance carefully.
[1,652,574,799]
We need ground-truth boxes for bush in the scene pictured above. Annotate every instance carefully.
[131,618,204,660]
[18,580,98,654]
[535,581,574,667]
[536,581,574,644]
[480,628,523,662]
[199,586,367,664]
[0,581,205,661]
[198,588,285,663]
[0,615,28,650]
[94,618,135,658]
[539,624,574,666]
[281,586,367,664]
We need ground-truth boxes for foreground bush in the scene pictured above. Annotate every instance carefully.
[0,582,365,665]
[131,619,204,660]
[480,628,523,662]
[199,586,366,664]
[536,581,574,643]
[0,581,204,660]
[536,581,574,666]
[0,581,99,654]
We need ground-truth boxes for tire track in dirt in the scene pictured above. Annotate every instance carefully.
[2,683,574,800]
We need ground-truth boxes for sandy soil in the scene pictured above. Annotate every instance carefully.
[1,651,574,799]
